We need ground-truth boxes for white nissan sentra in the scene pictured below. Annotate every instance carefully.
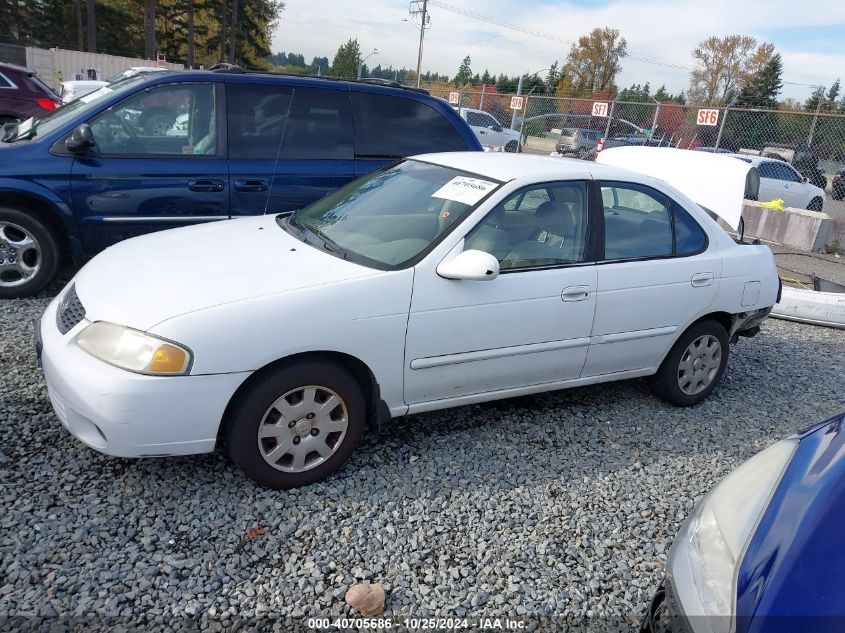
[37,148,780,489]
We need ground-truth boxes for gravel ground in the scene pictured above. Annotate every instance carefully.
[1,290,844,631]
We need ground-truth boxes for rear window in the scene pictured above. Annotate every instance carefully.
[351,92,468,158]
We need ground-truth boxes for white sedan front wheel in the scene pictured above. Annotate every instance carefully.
[225,360,366,489]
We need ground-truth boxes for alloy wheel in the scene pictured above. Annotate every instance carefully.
[0,221,41,288]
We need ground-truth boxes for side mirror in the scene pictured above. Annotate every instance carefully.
[65,123,96,153]
[437,249,500,281]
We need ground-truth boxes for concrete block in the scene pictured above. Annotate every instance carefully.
[524,136,558,154]
[719,203,834,252]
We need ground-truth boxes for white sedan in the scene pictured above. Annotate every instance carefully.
[37,149,780,489]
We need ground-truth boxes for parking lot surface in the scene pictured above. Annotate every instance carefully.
[1,290,843,629]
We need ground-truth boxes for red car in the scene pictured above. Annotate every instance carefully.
[833,169,844,201]
[0,62,62,124]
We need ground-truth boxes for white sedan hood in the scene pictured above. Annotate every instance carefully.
[596,146,752,230]
[72,215,380,331]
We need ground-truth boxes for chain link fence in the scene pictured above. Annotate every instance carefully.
[425,84,845,199]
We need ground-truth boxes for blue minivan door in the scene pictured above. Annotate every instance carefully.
[262,86,355,215]
[225,81,292,216]
[69,82,229,254]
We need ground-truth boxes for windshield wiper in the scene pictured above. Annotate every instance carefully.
[278,215,349,260]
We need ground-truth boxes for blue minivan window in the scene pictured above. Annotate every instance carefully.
[351,92,469,157]
[227,83,292,160]
[277,88,352,160]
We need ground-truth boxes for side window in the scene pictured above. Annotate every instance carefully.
[673,203,707,255]
[465,111,487,127]
[227,83,292,159]
[351,92,468,157]
[89,83,218,156]
[481,113,499,128]
[0,73,13,89]
[465,181,589,270]
[782,165,802,182]
[601,182,672,260]
[758,162,778,180]
[278,87,352,160]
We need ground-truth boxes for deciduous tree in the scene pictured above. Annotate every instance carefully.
[564,27,627,94]
[688,35,774,105]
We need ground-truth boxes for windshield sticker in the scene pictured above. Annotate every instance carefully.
[431,176,497,205]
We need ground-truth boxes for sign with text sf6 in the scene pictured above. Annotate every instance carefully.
[448,92,460,106]
[510,95,524,110]
[591,101,609,117]
[697,108,720,126]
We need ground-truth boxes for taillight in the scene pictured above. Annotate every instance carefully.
[596,138,605,154]
[35,98,59,111]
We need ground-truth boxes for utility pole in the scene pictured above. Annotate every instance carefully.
[410,0,429,88]
[807,86,824,147]
[510,75,523,130]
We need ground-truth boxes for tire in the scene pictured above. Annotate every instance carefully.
[0,207,60,299]
[651,319,729,406]
[505,140,520,153]
[808,197,824,211]
[224,359,366,489]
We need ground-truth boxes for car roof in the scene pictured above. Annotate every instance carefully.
[0,61,33,75]
[410,152,634,183]
[725,153,790,166]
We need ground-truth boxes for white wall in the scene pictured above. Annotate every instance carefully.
[25,46,184,90]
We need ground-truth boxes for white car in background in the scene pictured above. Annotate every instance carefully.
[730,154,826,211]
[38,149,779,489]
[59,66,168,102]
[455,107,523,152]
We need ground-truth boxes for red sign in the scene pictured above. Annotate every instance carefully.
[697,109,719,126]
[510,95,524,110]
[591,101,609,117]
[448,92,460,105]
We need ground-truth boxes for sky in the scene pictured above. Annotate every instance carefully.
[271,0,845,102]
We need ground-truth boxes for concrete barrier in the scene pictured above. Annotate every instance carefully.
[718,203,834,252]
[523,136,558,154]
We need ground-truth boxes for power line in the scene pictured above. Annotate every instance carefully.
[426,0,694,72]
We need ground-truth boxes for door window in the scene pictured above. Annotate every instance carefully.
[759,161,800,182]
[88,83,218,156]
[601,183,673,259]
[479,113,500,128]
[351,92,468,157]
[465,111,488,127]
[227,83,292,159]
[465,181,589,269]
[277,87,352,160]
[673,203,707,255]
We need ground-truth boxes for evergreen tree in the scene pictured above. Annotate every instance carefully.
[737,53,783,108]
[329,38,361,78]
[454,55,473,85]
[480,69,491,84]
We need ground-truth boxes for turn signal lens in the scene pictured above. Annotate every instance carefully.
[150,344,188,374]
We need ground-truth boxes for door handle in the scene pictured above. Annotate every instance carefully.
[561,285,591,301]
[234,179,269,193]
[691,272,715,287]
[188,179,224,192]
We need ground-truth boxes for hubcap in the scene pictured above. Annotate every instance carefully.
[257,385,348,473]
[0,222,41,288]
[677,334,722,395]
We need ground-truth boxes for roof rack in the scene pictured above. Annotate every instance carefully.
[208,63,429,95]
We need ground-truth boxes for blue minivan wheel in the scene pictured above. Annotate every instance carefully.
[0,207,59,299]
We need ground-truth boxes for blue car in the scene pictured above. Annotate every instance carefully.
[642,411,845,633]
[0,69,481,297]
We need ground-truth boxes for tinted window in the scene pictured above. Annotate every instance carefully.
[351,92,468,157]
[89,83,218,156]
[227,83,292,159]
[601,182,672,259]
[673,203,707,255]
[0,73,13,89]
[278,87,352,160]
[465,111,488,127]
[759,161,799,182]
[465,181,589,269]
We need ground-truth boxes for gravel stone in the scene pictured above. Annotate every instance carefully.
[1,289,843,631]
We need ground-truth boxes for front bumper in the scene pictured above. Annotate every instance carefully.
[39,295,251,457]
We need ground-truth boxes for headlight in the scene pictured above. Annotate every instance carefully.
[683,439,797,632]
[76,322,192,375]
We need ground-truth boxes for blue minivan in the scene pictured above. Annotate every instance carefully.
[0,69,482,297]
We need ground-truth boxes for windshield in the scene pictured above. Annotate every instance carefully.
[6,75,144,142]
[287,160,502,268]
